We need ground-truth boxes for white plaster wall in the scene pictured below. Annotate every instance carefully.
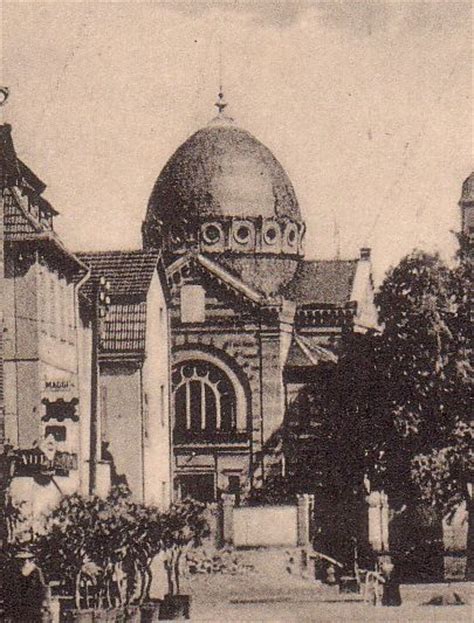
[234,505,298,547]
[142,271,171,509]
[76,301,92,495]
[351,257,379,332]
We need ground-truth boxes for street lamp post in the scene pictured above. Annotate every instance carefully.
[89,276,110,495]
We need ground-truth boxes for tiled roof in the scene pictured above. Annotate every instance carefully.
[78,250,162,355]
[216,256,298,297]
[101,302,146,353]
[285,335,338,368]
[3,190,42,239]
[280,259,358,306]
[78,250,160,298]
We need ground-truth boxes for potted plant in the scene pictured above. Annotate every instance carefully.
[158,499,209,620]
[105,487,163,622]
[33,494,94,621]
[32,486,164,622]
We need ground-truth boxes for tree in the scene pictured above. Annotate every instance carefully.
[160,499,209,596]
[375,249,473,578]
[255,248,472,577]
[34,487,163,609]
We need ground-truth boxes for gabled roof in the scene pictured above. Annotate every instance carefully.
[286,334,338,368]
[280,259,358,306]
[216,255,298,297]
[78,250,161,299]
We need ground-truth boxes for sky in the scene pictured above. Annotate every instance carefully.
[1,1,472,283]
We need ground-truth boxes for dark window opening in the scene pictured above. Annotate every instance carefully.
[45,426,66,442]
[178,474,215,503]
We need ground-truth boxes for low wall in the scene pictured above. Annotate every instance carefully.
[220,494,314,548]
[234,505,298,547]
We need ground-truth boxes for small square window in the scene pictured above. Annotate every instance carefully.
[45,425,67,442]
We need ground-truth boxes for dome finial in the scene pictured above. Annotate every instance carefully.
[215,89,227,115]
[215,39,227,115]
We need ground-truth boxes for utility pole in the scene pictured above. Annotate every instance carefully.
[89,276,110,495]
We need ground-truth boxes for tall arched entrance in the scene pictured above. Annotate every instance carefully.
[171,349,250,503]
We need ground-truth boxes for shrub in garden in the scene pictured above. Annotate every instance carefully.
[160,499,210,596]
[32,488,209,610]
[33,486,162,609]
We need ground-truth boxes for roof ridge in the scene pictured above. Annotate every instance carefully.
[77,248,157,256]
[302,258,358,264]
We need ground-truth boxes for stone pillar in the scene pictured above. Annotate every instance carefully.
[367,490,389,553]
[221,493,235,547]
[297,494,314,547]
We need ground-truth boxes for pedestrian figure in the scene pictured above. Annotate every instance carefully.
[380,560,402,607]
[2,549,50,622]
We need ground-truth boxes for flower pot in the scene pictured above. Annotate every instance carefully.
[63,610,95,623]
[124,605,141,622]
[140,599,162,623]
[94,609,120,622]
[158,595,191,620]
[114,607,127,623]
[58,596,76,622]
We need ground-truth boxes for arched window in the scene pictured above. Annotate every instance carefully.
[172,360,236,433]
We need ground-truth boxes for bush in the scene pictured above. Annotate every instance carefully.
[32,489,209,607]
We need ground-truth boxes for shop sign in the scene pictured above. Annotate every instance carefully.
[44,379,73,392]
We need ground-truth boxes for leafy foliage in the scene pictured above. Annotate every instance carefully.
[160,499,210,595]
[255,248,473,574]
[33,488,208,607]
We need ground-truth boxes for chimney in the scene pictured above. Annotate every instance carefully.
[360,247,371,261]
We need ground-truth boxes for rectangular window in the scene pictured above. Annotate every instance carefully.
[161,481,167,507]
[160,384,165,427]
[68,285,75,342]
[59,278,67,340]
[180,285,205,323]
[143,392,149,443]
[37,269,46,331]
[49,274,56,337]
[45,425,67,442]
[100,386,108,443]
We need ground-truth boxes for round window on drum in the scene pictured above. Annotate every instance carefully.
[263,225,278,245]
[234,224,251,244]
[287,227,297,246]
[202,224,221,245]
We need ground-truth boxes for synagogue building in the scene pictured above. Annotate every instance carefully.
[141,101,378,502]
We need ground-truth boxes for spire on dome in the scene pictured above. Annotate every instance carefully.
[209,41,234,125]
[208,88,234,127]
[215,89,227,115]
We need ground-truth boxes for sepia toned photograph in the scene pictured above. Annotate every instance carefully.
[0,1,472,621]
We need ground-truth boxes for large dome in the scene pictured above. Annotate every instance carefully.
[146,122,301,227]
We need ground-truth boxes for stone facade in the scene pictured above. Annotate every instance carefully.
[142,114,378,502]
